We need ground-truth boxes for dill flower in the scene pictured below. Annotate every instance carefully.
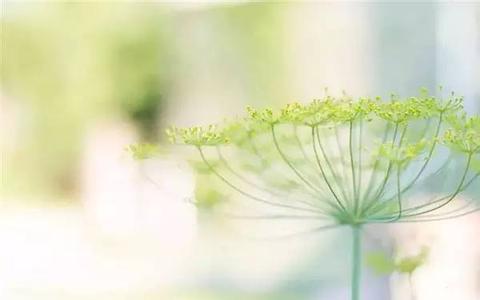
[160,90,479,300]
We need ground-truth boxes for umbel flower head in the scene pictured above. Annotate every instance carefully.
[166,91,479,227]
[159,90,479,300]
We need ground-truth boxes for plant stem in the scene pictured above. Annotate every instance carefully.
[351,225,362,300]
[408,273,416,300]
[349,121,358,210]
[311,127,348,213]
[271,125,322,194]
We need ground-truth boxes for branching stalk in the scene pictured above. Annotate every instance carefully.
[312,127,348,213]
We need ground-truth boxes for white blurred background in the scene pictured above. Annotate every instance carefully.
[1,2,479,300]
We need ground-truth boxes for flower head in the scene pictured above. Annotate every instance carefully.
[162,90,479,300]
[444,115,480,154]
[166,125,229,147]
[165,91,479,227]
[126,143,160,160]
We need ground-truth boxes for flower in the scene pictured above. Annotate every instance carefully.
[126,143,160,160]
[162,90,479,300]
[165,92,479,226]
[167,124,230,147]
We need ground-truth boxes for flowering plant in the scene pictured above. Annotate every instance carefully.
[136,90,479,300]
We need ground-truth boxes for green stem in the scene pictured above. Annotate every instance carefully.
[399,172,478,217]
[311,127,348,213]
[404,153,473,217]
[316,127,350,205]
[197,147,325,214]
[293,125,313,166]
[271,125,322,194]
[334,125,348,182]
[356,120,363,215]
[394,113,444,197]
[361,124,404,215]
[370,155,475,221]
[349,121,358,209]
[351,225,362,300]
[247,134,268,167]
[408,273,416,300]
[391,164,403,222]
[361,122,391,204]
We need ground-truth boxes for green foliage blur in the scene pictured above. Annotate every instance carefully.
[365,247,429,276]
[1,2,289,201]
[2,3,175,198]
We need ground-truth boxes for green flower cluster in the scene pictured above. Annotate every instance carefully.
[444,115,480,154]
[126,143,160,160]
[167,93,465,148]
[166,125,229,147]
[379,139,430,167]
[158,91,478,300]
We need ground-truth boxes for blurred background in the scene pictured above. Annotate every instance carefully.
[1,2,479,300]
